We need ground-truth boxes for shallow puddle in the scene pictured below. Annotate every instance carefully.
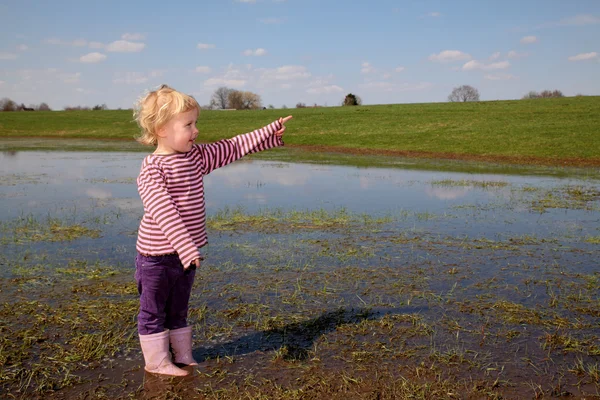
[1,150,599,399]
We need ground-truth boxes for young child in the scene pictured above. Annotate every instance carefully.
[133,84,292,376]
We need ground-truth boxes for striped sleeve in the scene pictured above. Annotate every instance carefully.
[199,120,283,175]
[137,164,201,267]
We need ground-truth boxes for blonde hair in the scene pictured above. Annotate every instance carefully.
[133,84,200,146]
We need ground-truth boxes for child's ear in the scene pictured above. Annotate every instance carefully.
[156,125,168,138]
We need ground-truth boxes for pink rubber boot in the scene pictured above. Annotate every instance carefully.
[139,330,189,376]
[169,326,199,366]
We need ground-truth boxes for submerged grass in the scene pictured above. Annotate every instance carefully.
[206,207,393,232]
[1,159,599,398]
[0,214,101,244]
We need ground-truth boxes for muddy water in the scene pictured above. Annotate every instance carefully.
[1,150,599,399]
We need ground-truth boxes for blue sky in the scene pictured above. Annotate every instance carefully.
[1,0,599,109]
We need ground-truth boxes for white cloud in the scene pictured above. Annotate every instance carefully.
[61,72,81,83]
[507,50,529,59]
[106,40,145,52]
[361,62,375,74]
[260,65,310,81]
[237,0,256,3]
[0,80,4,86]
[113,70,163,84]
[197,43,216,50]
[44,38,63,45]
[113,72,148,85]
[243,48,267,56]
[204,78,246,87]
[46,38,88,47]
[149,70,164,78]
[484,73,516,80]
[558,14,600,26]
[79,52,107,63]
[17,44,28,51]
[395,66,405,73]
[489,52,501,60]
[428,50,471,63]
[427,12,441,17]
[307,85,343,94]
[520,35,538,44]
[462,60,510,71]
[0,52,18,60]
[360,81,432,92]
[568,52,598,61]
[195,66,212,73]
[89,42,105,49]
[260,17,285,24]
[122,33,145,41]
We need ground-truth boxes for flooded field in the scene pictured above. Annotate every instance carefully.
[1,150,599,399]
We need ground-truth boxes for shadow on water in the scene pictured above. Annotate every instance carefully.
[193,306,427,362]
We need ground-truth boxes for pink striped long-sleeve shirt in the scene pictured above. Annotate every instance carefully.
[136,120,284,267]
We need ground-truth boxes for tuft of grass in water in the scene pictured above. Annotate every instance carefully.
[531,185,600,212]
[584,236,600,244]
[430,179,509,189]
[1,215,101,244]
[207,206,394,232]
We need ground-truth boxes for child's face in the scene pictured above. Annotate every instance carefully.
[155,109,199,154]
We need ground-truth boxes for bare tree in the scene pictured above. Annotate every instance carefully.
[241,91,262,110]
[522,91,540,100]
[0,98,18,111]
[448,85,480,102]
[38,103,51,111]
[210,87,233,109]
[228,90,262,110]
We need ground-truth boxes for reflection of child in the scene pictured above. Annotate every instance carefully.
[133,84,292,376]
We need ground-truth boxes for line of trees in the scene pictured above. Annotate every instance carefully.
[447,86,571,103]
[2,87,585,113]
[522,90,564,99]
[1,97,111,112]
[1,98,51,112]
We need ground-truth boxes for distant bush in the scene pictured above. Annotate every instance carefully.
[343,93,362,106]
[522,90,564,99]
[92,104,108,111]
[64,106,91,111]
[296,102,306,108]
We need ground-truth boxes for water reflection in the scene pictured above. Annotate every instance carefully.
[1,151,598,242]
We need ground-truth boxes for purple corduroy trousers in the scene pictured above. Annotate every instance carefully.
[135,253,196,335]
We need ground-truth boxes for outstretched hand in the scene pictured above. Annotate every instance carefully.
[275,115,293,137]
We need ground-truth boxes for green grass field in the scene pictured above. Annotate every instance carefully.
[1,96,599,165]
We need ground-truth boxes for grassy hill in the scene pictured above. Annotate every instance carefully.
[1,96,599,166]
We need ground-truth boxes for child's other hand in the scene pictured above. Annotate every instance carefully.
[276,115,293,137]
[185,258,201,273]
